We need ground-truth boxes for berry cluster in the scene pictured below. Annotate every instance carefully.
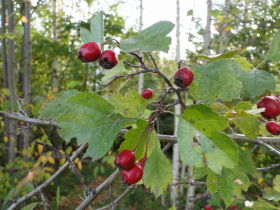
[115,150,147,185]
[78,41,118,69]
[257,95,280,135]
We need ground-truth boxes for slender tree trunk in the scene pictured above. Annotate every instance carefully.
[7,0,18,162]
[22,0,32,161]
[203,0,212,54]
[170,0,181,207]
[52,0,58,90]
[185,166,195,210]
[137,0,144,94]
[1,0,7,87]
[219,0,230,53]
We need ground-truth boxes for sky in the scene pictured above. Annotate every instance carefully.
[58,0,223,59]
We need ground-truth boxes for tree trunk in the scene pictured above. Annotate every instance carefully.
[203,0,212,54]
[137,0,144,94]
[219,0,230,53]
[52,0,58,90]
[170,0,181,206]
[1,0,7,87]
[185,166,195,210]
[7,0,18,162]
[22,0,32,161]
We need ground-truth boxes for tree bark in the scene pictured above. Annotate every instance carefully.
[7,0,18,162]
[219,0,230,53]
[170,0,181,206]
[203,0,212,54]
[52,0,58,90]
[185,166,195,210]
[137,0,144,94]
[22,0,32,161]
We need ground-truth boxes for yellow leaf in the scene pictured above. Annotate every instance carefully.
[3,136,8,142]
[77,161,82,170]
[39,155,47,162]
[224,25,233,32]
[48,156,55,164]
[21,16,28,23]
[37,144,44,153]
[258,177,264,184]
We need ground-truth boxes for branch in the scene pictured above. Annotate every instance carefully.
[188,192,211,202]
[257,163,280,171]
[256,140,280,156]
[171,181,205,186]
[7,143,88,210]
[75,169,120,210]
[0,111,57,127]
[95,186,132,210]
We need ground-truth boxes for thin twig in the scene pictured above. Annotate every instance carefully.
[35,142,93,195]
[7,143,88,210]
[257,163,280,171]
[171,181,205,186]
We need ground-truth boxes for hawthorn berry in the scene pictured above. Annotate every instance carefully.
[99,50,118,69]
[266,121,280,135]
[78,42,101,63]
[121,163,143,185]
[115,150,135,170]
[174,67,194,88]
[204,205,212,210]
[228,205,238,210]
[141,89,153,99]
[257,96,280,119]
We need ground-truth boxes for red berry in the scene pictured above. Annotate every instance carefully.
[228,205,238,210]
[204,205,212,210]
[99,50,118,69]
[257,96,280,119]
[141,89,153,99]
[115,150,135,170]
[121,163,143,185]
[266,121,280,135]
[78,42,101,63]
[138,157,147,168]
[174,67,194,88]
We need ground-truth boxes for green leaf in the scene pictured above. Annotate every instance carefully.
[196,50,241,61]
[206,170,219,194]
[274,175,280,192]
[233,101,253,111]
[143,146,172,197]
[39,90,79,120]
[90,11,104,44]
[22,202,40,210]
[190,59,242,103]
[264,189,280,201]
[201,134,238,174]
[187,9,193,16]
[211,9,222,17]
[181,104,229,137]
[238,149,257,175]
[252,198,278,209]
[231,111,258,139]
[120,21,175,53]
[101,62,128,84]
[177,118,203,166]
[239,69,275,98]
[119,120,159,160]
[267,32,280,61]
[80,27,94,43]
[233,56,253,71]
[57,92,133,160]
[109,90,151,118]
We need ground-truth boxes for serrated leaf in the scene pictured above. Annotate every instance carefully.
[120,21,174,53]
[56,92,133,160]
[190,59,242,103]
[201,134,238,174]
[90,12,104,43]
[109,90,151,118]
[119,120,159,160]
[177,118,203,166]
[196,50,241,61]
[39,90,79,120]
[252,198,278,209]
[80,27,94,43]
[232,111,258,139]
[143,146,172,197]
[182,104,229,137]
[267,32,280,61]
[239,69,275,98]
